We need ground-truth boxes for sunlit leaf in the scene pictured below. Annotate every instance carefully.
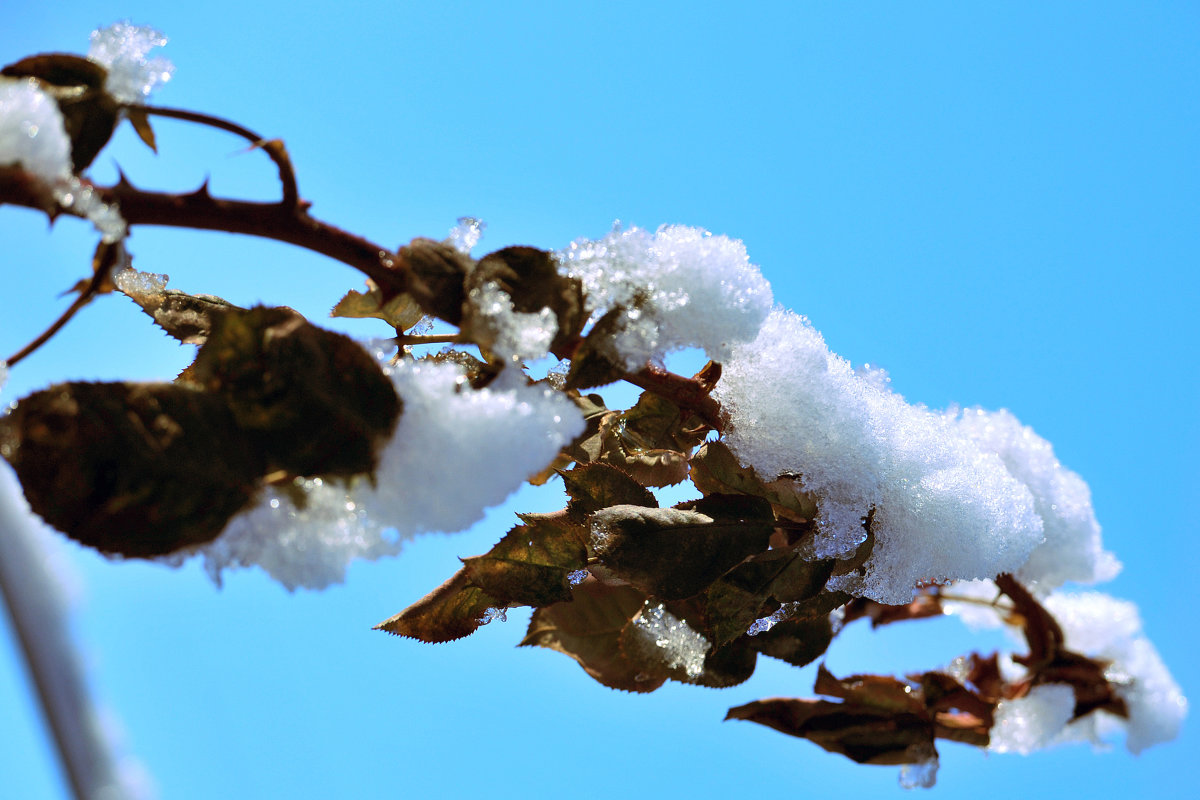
[691,441,818,520]
[331,279,425,331]
[725,697,937,766]
[124,106,157,152]
[461,511,588,607]
[375,570,502,643]
[399,237,472,324]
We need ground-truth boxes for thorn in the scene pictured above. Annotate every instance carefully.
[186,179,215,202]
[114,167,135,190]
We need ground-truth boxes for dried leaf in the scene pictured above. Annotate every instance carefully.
[470,246,585,354]
[563,308,628,390]
[0,381,263,556]
[331,280,425,331]
[375,570,501,643]
[691,441,818,520]
[704,545,839,646]
[461,511,588,607]
[186,306,401,478]
[589,496,774,600]
[596,391,708,487]
[400,237,473,325]
[119,279,238,346]
[746,615,837,669]
[561,462,657,522]
[520,580,664,693]
[124,106,157,152]
[725,697,936,766]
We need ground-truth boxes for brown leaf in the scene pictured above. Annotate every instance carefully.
[399,237,473,325]
[561,462,657,523]
[520,580,665,693]
[461,511,588,607]
[691,441,818,520]
[469,246,585,355]
[746,614,837,669]
[118,277,238,346]
[563,307,629,390]
[704,545,839,646]
[841,594,945,629]
[813,664,925,715]
[0,381,263,557]
[596,391,708,487]
[124,106,157,152]
[589,496,774,600]
[186,306,401,478]
[375,569,502,643]
[725,697,936,766]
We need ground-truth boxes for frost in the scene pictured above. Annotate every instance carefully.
[187,352,584,589]
[626,601,710,680]
[715,308,1044,603]
[989,684,1077,754]
[87,22,174,104]
[447,216,485,254]
[0,77,72,182]
[566,568,589,586]
[556,223,772,369]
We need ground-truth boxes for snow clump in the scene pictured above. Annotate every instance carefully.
[87,22,174,104]
[556,223,773,369]
[714,308,1048,603]
[186,352,584,589]
[0,77,72,181]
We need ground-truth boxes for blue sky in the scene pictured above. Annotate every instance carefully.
[1,2,1196,798]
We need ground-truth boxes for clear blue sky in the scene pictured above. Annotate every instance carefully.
[2,2,1196,797]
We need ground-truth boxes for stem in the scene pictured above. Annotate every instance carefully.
[127,104,300,208]
[4,289,95,368]
[0,471,135,800]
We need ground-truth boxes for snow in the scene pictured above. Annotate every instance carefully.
[556,223,773,369]
[989,684,1077,754]
[714,308,1044,603]
[0,77,72,182]
[467,280,558,362]
[956,408,1120,590]
[87,23,174,105]
[186,351,585,589]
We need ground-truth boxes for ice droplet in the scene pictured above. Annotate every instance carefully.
[567,568,589,586]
